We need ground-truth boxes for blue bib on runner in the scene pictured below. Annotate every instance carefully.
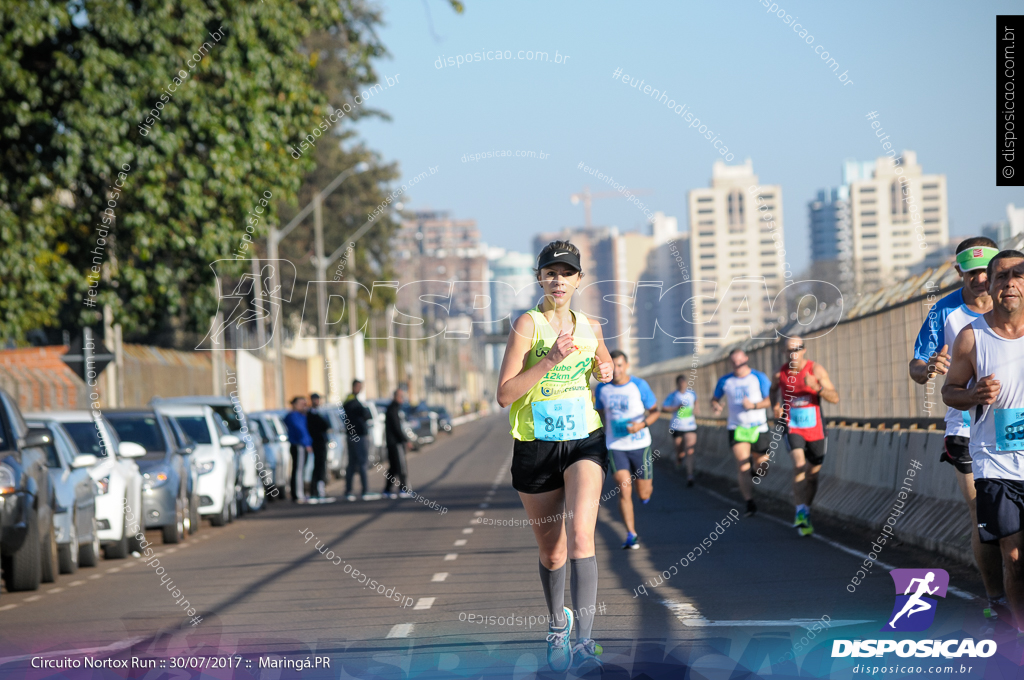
[611,419,632,438]
[962,410,971,428]
[790,406,817,429]
[995,408,1024,452]
[532,398,588,441]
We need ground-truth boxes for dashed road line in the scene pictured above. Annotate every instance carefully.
[454,539,467,546]
[68,580,85,587]
[387,623,413,638]
[0,604,18,611]
[462,528,473,534]
[88,574,102,580]
[444,553,458,561]
[413,597,435,610]
[23,595,41,602]
[473,511,485,517]
[46,588,64,594]
[431,573,449,582]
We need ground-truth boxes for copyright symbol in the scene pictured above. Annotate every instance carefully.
[1004,166,1015,178]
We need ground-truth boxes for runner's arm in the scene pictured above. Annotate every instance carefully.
[589,319,614,383]
[769,372,780,406]
[496,314,556,407]
[941,327,982,410]
[812,364,839,404]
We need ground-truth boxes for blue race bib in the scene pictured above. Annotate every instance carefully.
[995,408,1024,452]
[532,398,588,441]
[790,406,818,429]
[962,410,971,428]
[612,419,632,438]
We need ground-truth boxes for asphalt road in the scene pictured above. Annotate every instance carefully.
[0,413,1015,679]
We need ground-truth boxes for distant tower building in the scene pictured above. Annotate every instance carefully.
[687,159,786,351]
[810,152,949,295]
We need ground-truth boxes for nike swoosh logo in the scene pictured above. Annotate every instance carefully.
[555,251,569,256]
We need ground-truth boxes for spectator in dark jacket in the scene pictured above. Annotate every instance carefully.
[343,380,373,501]
[283,396,312,502]
[307,393,332,499]
[383,388,411,498]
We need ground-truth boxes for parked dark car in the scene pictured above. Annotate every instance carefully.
[24,418,100,574]
[415,404,453,433]
[106,410,194,544]
[0,388,56,594]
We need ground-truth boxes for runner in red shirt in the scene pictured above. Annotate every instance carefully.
[770,336,839,536]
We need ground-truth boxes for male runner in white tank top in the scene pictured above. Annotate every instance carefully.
[943,249,1024,633]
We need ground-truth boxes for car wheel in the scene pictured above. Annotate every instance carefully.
[245,483,265,513]
[40,512,59,584]
[103,516,129,560]
[4,505,41,591]
[188,495,199,534]
[209,498,229,527]
[79,517,101,568]
[58,516,80,574]
[228,493,237,522]
[162,496,185,544]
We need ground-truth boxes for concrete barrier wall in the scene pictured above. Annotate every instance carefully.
[650,419,975,566]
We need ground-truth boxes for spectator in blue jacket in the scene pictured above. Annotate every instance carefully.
[284,396,313,502]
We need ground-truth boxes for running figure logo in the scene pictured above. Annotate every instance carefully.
[881,568,949,632]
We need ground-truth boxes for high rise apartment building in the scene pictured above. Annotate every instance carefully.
[809,152,949,295]
[687,160,786,350]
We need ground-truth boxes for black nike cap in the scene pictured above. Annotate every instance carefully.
[537,248,581,273]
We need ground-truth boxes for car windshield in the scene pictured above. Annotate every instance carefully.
[107,415,168,461]
[211,405,244,433]
[62,420,110,457]
[173,416,213,445]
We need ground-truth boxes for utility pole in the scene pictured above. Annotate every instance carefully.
[267,230,286,409]
[314,194,331,400]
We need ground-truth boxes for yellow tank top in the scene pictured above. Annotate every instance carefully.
[509,306,604,441]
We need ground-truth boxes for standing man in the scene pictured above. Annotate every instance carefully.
[343,380,374,501]
[911,237,1006,623]
[384,388,413,499]
[283,396,312,503]
[594,350,659,550]
[770,336,839,536]
[711,348,772,517]
[662,374,698,486]
[307,393,332,499]
[942,249,1024,632]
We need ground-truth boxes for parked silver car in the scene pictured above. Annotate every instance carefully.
[248,411,290,497]
[25,419,101,574]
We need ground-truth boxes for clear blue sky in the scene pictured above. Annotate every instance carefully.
[355,0,1024,273]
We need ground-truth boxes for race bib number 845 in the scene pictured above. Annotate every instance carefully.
[532,398,588,441]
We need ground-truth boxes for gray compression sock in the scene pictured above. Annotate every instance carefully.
[570,556,598,639]
[539,561,567,628]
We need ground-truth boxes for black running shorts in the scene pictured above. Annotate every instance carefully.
[728,428,770,454]
[940,435,972,475]
[511,428,609,494]
[975,478,1024,544]
[786,432,828,466]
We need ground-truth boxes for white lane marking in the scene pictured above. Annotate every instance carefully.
[122,561,136,567]
[462,528,473,534]
[68,580,85,587]
[88,574,102,580]
[387,623,414,638]
[444,553,458,561]
[24,595,42,602]
[473,511,485,517]
[106,568,121,573]
[454,539,467,546]
[431,573,449,582]
[47,588,64,594]
[0,604,18,611]
[164,549,177,554]
[413,597,435,610]
[699,487,978,602]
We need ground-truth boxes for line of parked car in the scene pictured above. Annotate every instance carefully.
[0,387,454,597]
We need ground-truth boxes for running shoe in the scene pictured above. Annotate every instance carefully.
[362,492,382,501]
[794,507,809,535]
[399,491,415,499]
[345,494,357,502]
[570,638,603,672]
[622,532,640,550]
[799,516,814,537]
[744,500,757,517]
[642,494,651,505]
[546,606,574,672]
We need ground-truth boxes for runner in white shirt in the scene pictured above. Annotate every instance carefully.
[711,348,772,517]
[594,350,659,550]
[943,249,1024,633]
[662,374,698,486]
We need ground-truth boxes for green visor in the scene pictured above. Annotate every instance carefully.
[956,246,999,272]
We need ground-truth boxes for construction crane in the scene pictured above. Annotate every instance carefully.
[570,185,653,227]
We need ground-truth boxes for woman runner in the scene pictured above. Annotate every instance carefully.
[496,241,614,672]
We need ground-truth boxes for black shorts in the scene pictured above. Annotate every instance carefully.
[786,432,828,466]
[940,435,973,475]
[728,428,770,455]
[975,478,1024,544]
[511,428,609,494]
[669,428,697,437]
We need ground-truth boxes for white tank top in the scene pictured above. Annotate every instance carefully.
[969,315,1024,480]
[942,304,982,437]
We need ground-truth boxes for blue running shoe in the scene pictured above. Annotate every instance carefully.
[621,532,640,550]
[546,606,574,671]
[571,638,603,672]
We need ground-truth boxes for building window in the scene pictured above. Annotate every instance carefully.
[862,221,877,227]
[924,207,939,213]
[700,254,715,259]
[697,209,713,214]
[860,187,876,193]
[699,230,714,237]
[701,266,715,271]
[727,190,745,227]
[697,196,713,203]
[698,220,714,225]
[862,232,877,238]
[923,183,938,190]
[924,218,940,224]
